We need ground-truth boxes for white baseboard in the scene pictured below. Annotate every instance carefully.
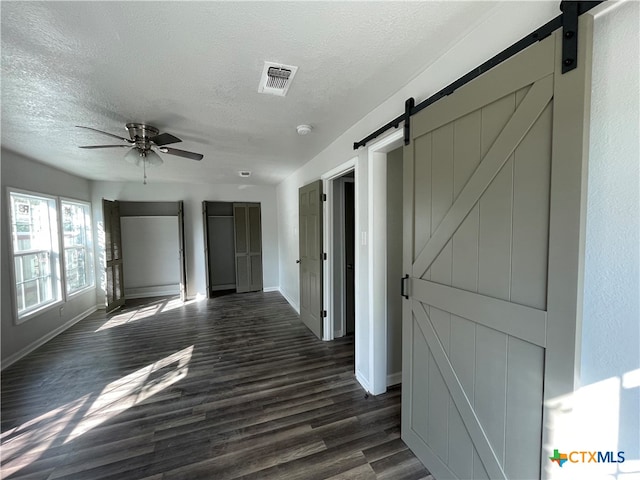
[356,369,372,394]
[125,284,180,299]
[278,288,300,314]
[387,371,402,387]
[262,286,279,292]
[1,306,97,371]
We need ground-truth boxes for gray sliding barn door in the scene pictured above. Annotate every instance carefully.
[298,180,323,339]
[402,19,593,480]
[233,203,263,293]
[103,199,125,313]
[178,201,187,302]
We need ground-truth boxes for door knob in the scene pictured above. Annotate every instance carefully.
[347,264,353,269]
[296,259,301,264]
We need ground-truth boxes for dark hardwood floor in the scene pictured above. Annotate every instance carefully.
[1,292,432,480]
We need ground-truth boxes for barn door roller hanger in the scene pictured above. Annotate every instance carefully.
[353,1,604,150]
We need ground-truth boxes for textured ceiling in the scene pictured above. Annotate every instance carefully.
[1,1,501,185]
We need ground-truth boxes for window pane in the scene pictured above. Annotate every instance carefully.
[14,256,23,283]
[62,201,93,294]
[63,203,87,248]
[16,284,24,312]
[9,191,60,318]
[39,276,53,303]
[15,252,54,315]
[11,195,52,253]
[65,247,88,293]
[23,280,39,310]
[18,252,51,282]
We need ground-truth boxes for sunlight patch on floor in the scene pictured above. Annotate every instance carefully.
[1,394,91,476]
[96,304,162,331]
[161,297,190,313]
[96,297,205,331]
[0,346,194,477]
[64,345,194,443]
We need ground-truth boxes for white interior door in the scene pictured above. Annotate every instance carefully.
[402,18,593,480]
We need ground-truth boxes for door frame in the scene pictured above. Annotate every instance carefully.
[114,201,186,302]
[102,198,125,313]
[366,129,404,395]
[335,175,355,338]
[321,158,357,341]
[321,130,404,395]
[202,201,211,298]
[177,201,187,302]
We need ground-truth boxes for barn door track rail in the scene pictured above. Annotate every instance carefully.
[353,0,604,150]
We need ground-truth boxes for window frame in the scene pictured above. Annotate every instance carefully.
[60,197,95,297]
[6,188,96,325]
[7,188,63,323]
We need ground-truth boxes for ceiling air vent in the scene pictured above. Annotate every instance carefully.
[258,62,298,97]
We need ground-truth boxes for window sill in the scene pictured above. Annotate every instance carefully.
[15,299,64,326]
[67,285,96,300]
[14,285,96,325]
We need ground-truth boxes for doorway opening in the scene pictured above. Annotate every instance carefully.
[202,201,263,298]
[321,158,357,345]
[331,171,355,339]
[103,200,187,313]
[365,129,404,394]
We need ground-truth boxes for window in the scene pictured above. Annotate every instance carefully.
[9,191,61,318]
[62,200,94,295]
[8,191,95,322]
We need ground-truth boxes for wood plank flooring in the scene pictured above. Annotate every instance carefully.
[1,292,432,480]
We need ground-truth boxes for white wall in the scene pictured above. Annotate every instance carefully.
[92,181,279,304]
[121,216,180,297]
[578,0,639,472]
[1,149,96,366]
[276,2,559,392]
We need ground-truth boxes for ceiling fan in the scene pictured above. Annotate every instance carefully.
[77,122,203,164]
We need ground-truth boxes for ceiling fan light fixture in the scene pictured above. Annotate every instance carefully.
[125,148,143,166]
[125,148,163,167]
[145,149,163,166]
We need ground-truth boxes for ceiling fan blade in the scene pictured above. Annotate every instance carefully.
[159,147,203,161]
[76,125,133,143]
[150,132,182,146]
[79,145,132,149]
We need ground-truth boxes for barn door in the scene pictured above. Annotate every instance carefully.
[103,199,125,313]
[299,180,323,339]
[402,20,592,480]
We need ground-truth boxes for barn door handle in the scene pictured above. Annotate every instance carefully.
[401,274,409,299]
